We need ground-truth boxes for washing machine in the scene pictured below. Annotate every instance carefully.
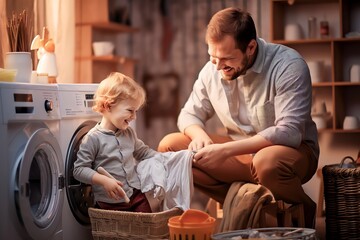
[57,84,101,240]
[0,82,63,240]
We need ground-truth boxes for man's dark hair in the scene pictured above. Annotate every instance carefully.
[206,7,257,52]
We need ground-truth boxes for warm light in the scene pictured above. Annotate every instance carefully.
[288,0,295,5]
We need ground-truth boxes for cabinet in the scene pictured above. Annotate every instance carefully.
[270,0,360,133]
[75,0,138,83]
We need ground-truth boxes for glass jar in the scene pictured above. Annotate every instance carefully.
[320,21,329,38]
[308,17,317,39]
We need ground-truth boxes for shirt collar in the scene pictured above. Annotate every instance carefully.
[247,37,265,74]
[217,38,266,82]
[95,122,121,136]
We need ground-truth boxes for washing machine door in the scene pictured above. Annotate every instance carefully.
[16,128,64,240]
[65,121,96,225]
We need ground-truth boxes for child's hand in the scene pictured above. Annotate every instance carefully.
[102,178,126,200]
[92,171,129,202]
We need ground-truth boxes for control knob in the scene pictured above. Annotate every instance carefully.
[44,99,53,112]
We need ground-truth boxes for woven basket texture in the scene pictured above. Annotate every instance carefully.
[88,207,183,240]
[322,157,360,240]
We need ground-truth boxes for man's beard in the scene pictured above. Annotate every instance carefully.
[222,55,250,81]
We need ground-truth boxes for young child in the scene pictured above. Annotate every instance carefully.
[73,72,157,212]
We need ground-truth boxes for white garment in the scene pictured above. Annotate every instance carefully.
[137,150,194,211]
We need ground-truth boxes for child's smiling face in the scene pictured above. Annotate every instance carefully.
[101,98,141,131]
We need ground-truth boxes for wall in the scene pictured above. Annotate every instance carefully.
[0,0,6,67]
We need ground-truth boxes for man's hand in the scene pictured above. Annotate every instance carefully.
[192,135,274,169]
[184,125,213,151]
[188,136,213,151]
[193,143,226,169]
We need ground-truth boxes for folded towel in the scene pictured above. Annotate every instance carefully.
[218,182,275,232]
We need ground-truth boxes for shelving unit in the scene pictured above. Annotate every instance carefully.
[270,0,360,133]
[75,0,138,83]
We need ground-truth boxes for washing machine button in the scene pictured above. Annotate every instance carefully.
[44,99,53,112]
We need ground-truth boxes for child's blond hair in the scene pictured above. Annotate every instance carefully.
[93,72,146,113]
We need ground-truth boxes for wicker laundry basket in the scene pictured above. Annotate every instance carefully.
[88,207,183,240]
[322,156,360,240]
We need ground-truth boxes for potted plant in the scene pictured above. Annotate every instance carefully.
[5,10,33,83]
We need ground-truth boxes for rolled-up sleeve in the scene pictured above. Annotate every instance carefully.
[258,58,312,148]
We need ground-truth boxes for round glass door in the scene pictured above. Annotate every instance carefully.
[15,128,64,240]
[65,121,96,225]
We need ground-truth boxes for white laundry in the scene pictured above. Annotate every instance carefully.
[137,150,194,211]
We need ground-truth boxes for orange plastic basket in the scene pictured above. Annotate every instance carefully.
[168,209,216,240]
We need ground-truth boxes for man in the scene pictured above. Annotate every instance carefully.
[158,7,319,228]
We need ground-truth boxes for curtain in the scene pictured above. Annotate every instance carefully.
[0,0,7,67]
[35,0,75,83]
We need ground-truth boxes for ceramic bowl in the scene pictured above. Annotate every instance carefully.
[343,116,359,130]
[284,23,303,40]
[350,64,360,83]
[92,41,115,56]
[308,61,324,83]
[312,115,327,130]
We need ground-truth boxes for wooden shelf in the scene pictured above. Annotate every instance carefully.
[271,0,360,134]
[273,39,332,44]
[271,0,338,3]
[318,129,360,133]
[76,55,137,63]
[75,0,138,83]
[76,22,139,33]
[331,129,360,133]
[333,82,360,86]
[312,82,333,87]
[333,37,360,42]
[273,37,360,45]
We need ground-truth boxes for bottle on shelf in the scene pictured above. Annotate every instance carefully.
[320,20,329,38]
[308,17,317,39]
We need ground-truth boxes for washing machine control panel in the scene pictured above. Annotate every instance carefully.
[0,83,60,123]
[58,84,100,118]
